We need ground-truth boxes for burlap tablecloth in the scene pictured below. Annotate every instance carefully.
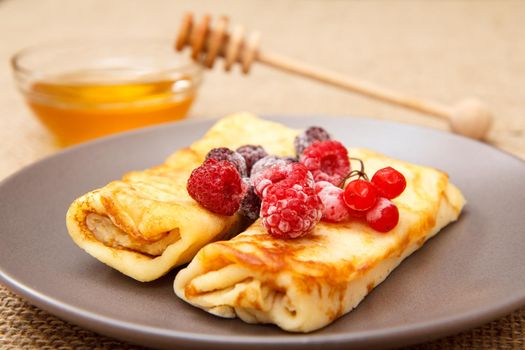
[1,0,524,348]
[2,285,524,349]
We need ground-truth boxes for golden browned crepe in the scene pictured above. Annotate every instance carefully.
[66,113,297,281]
[174,146,466,332]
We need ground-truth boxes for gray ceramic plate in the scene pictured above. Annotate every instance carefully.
[1,116,525,350]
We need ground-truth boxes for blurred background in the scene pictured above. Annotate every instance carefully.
[1,1,525,348]
[1,0,524,181]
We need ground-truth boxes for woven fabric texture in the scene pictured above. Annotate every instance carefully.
[1,284,524,349]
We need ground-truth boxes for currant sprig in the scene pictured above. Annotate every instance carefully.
[338,157,369,187]
[339,157,407,233]
[188,125,409,239]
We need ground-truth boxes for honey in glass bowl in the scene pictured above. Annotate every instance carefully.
[12,39,202,146]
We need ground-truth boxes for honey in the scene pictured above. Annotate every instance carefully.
[25,70,197,146]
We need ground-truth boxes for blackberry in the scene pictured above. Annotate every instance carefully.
[294,126,331,156]
[236,145,268,175]
[239,185,261,220]
[205,147,247,177]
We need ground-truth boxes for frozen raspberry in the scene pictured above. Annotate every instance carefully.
[294,126,331,156]
[250,155,294,181]
[236,145,268,175]
[205,147,247,177]
[187,158,246,215]
[315,181,350,222]
[239,185,261,220]
[300,140,350,186]
[252,162,314,198]
[261,183,323,239]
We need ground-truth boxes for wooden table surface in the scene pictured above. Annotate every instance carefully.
[1,0,524,349]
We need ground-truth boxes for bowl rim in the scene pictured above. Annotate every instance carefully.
[10,37,204,108]
[11,37,202,77]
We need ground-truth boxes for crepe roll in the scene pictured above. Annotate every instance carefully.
[66,113,298,281]
[174,148,466,332]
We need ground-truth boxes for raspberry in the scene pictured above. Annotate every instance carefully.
[252,162,314,198]
[236,145,268,175]
[294,126,331,156]
[250,155,295,181]
[300,140,350,186]
[315,181,350,222]
[261,183,323,239]
[205,147,247,177]
[187,158,246,215]
[239,185,261,220]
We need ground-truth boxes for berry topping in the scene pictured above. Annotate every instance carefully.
[261,183,323,239]
[252,162,314,198]
[300,140,350,185]
[315,181,350,222]
[187,158,246,216]
[371,167,407,199]
[343,179,378,211]
[294,126,331,156]
[365,197,399,232]
[187,123,405,236]
[239,185,261,220]
[205,147,247,177]
[250,155,294,181]
[236,145,268,175]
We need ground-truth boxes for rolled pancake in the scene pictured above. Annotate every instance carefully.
[66,113,297,282]
[174,148,466,332]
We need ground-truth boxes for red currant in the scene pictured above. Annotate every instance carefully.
[366,197,399,232]
[347,207,367,219]
[371,167,406,199]
[342,179,378,211]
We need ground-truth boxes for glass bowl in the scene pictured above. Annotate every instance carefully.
[11,39,203,146]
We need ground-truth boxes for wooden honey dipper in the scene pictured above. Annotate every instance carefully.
[176,13,493,140]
